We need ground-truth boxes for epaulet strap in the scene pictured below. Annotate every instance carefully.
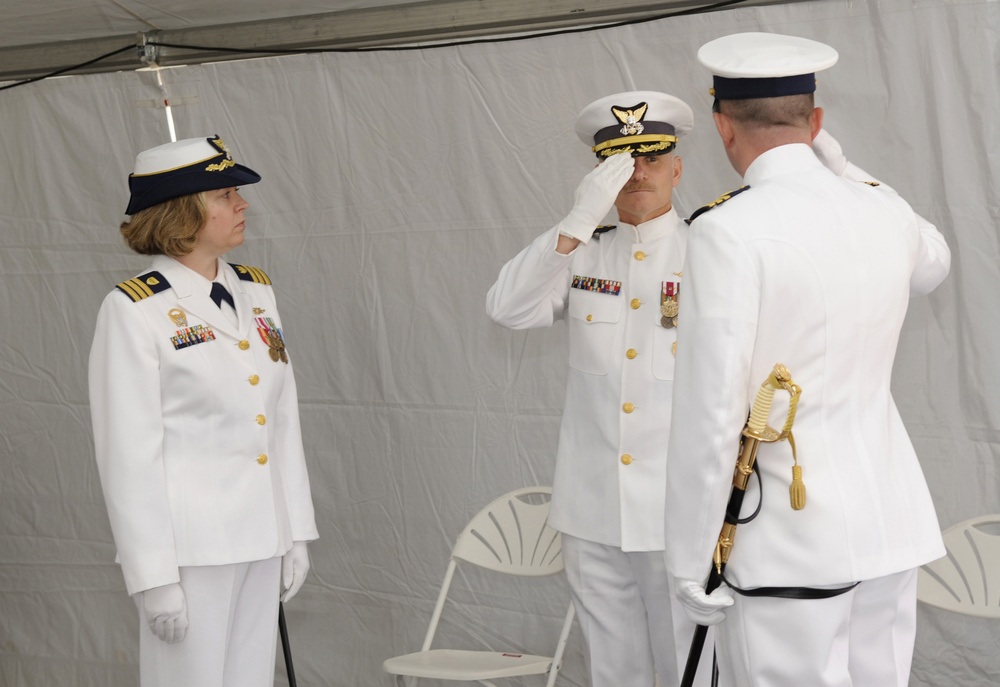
[115,271,171,302]
[686,185,751,225]
[230,263,272,285]
[592,224,616,239]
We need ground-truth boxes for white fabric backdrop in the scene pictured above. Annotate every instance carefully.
[1,0,997,684]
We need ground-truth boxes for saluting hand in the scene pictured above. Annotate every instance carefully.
[555,152,635,245]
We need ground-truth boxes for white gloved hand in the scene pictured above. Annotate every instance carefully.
[142,582,189,643]
[555,153,636,244]
[812,128,848,176]
[281,541,311,603]
[676,578,734,626]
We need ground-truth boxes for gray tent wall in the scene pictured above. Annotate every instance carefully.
[1,0,996,685]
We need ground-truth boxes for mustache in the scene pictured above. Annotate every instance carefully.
[622,183,655,192]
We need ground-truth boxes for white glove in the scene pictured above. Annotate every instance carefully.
[812,128,848,176]
[281,541,311,603]
[555,153,635,244]
[676,577,734,626]
[142,582,189,643]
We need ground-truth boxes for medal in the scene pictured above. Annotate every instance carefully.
[266,330,289,364]
[660,280,680,329]
[257,316,289,364]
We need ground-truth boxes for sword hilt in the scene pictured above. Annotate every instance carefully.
[745,363,799,443]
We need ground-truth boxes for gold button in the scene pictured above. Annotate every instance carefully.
[586,314,593,322]
[238,340,250,350]
[630,298,641,310]
[257,454,268,465]
[621,454,633,465]
[256,414,266,425]
[623,402,635,414]
[249,375,260,386]
[626,348,638,359]
[634,251,646,261]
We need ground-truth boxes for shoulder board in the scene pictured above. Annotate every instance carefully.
[685,185,751,225]
[115,270,170,302]
[592,224,616,239]
[230,263,272,285]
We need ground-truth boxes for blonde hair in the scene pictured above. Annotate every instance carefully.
[120,193,207,257]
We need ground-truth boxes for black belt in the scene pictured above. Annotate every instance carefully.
[722,573,860,599]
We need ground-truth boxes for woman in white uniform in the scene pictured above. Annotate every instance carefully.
[89,135,319,687]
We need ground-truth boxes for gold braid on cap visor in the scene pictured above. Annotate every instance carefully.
[593,134,678,158]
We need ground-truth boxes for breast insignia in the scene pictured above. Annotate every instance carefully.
[685,185,751,224]
[230,263,272,285]
[115,270,171,302]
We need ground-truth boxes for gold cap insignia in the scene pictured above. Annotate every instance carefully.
[612,102,648,136]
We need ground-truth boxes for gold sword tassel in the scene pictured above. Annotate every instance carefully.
[771,364,805,510]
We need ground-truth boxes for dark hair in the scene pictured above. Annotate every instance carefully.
[119,193,207,257]
[717,93,815,129]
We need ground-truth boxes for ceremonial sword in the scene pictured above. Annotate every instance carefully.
[680,363,802,687]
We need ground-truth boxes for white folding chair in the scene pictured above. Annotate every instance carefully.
[917,514,1000,618]
[382,486,575,687]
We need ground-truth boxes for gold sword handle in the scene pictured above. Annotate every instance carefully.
[717,364,801,572]
[745,364,788,441]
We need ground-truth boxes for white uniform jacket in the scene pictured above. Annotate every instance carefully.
[89,256,319,595]
[665,144,951,587]
[487,210,686,551]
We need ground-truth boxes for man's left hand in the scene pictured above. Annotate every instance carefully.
[281,541,311,603]
[676,577,734,625]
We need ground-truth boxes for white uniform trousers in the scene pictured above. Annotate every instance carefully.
[136,557,282,687]
[562,534,712,687]
[716,568,918,687]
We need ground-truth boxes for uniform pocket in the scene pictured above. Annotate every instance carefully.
[567,292,623,375]
[651,324,677,381]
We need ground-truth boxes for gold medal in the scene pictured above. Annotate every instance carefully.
[661,299,679,318]
[661,315,675,329]
[266,330,288,364]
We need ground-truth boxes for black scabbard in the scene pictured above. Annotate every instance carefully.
[680,486,748,687]
[279,602,297,687]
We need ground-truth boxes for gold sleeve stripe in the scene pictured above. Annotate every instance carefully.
[230,263,271,286]
[116,277,154,301]
[231,263,272,285]
[247,265,271,285]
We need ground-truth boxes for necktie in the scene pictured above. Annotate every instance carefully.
[210,282,235,310]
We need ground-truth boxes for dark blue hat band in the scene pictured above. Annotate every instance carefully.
[711,73,816,100]
[593,121,677,146]
[125,157,260,215]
